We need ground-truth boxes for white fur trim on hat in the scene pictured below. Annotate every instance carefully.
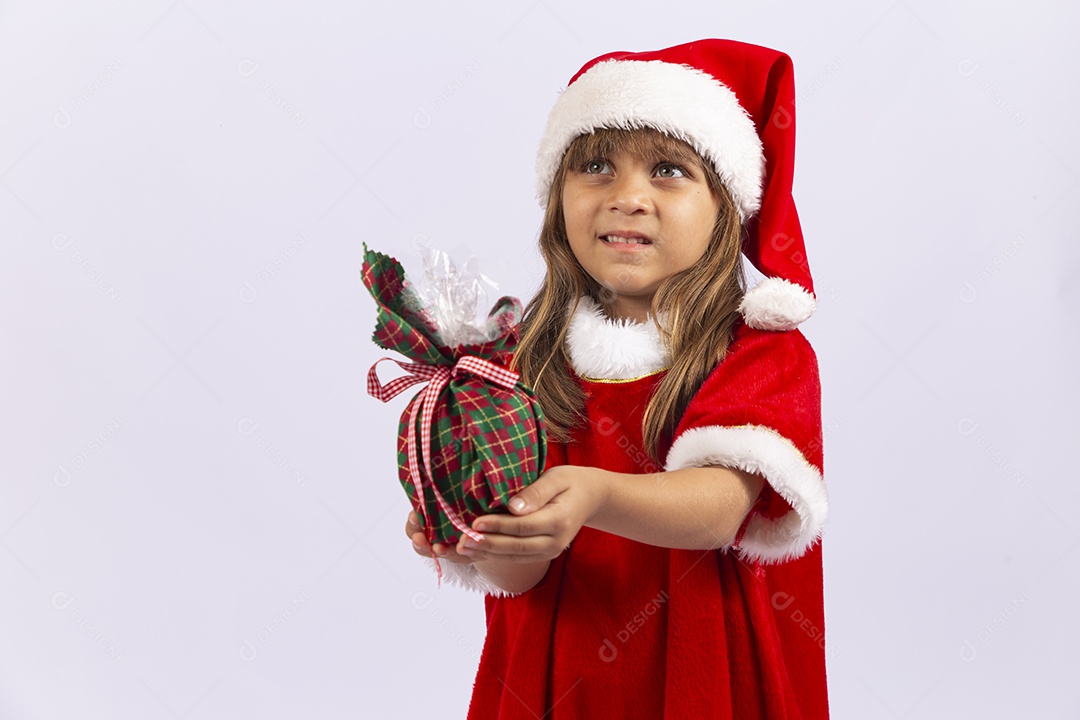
[738,277,817,331]
[664,424,828,564]
[536,59,765,222]
[565,295,670,379]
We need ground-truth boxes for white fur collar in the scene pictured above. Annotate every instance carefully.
[565,295,670,379]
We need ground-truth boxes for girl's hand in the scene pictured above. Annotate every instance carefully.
[405,510,477,565]
[454,465,607,563]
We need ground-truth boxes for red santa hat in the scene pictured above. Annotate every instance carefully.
[536,39,815,332]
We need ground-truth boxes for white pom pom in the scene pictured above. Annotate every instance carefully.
[738,277,816,331]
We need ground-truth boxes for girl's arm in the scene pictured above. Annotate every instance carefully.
[587,465,765,550]
[459,332,825,562]
[457,464,766,565]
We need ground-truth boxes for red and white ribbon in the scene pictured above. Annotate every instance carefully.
[368,355,520,585]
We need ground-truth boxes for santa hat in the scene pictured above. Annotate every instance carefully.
[535,39,815,332]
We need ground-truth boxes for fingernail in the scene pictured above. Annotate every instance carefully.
[510,498,525,512]
[459,547,475,556]
[474,522,489,532]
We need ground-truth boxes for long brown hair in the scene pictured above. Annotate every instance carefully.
[511,127,746,463]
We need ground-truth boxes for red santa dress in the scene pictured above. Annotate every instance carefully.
[429,295,830,719]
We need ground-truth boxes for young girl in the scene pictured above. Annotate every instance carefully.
[406,38,829,719]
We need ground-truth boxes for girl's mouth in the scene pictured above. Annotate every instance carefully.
[600,234,652,245]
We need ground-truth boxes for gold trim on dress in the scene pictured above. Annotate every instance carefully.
[579,367,670,384]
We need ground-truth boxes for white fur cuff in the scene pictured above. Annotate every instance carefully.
[423,557,525,598]
[664,424,828,563]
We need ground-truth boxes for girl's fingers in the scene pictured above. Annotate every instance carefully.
[457,533,555,560]
[406,512,482,564]
[411,531,432,557]
[432,542,479,564]
[476,505,562,538]
[433,542,457,557]
[410,526,468,562]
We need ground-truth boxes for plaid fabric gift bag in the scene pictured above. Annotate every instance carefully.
[360,243,547,584]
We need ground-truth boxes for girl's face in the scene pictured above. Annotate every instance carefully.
[561,143,721,323]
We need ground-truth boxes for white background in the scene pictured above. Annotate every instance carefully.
[2,1,1077,718]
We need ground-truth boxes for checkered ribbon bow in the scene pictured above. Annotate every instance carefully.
[367,355,521,584]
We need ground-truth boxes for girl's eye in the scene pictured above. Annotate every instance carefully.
[583,159,611,175]
[655,163,687,179]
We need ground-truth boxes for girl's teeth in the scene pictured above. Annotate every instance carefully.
[603,236,647,244]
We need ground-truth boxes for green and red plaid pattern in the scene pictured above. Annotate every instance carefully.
[361,244,547,586]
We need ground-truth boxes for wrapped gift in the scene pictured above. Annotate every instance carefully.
[360,243,547,585]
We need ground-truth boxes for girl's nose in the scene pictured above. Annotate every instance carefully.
[607,172,653,214]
